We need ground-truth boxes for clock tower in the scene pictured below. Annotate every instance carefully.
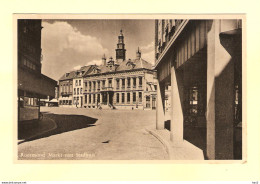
[115,29,126,61]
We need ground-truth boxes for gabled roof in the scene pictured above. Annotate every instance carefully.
[59,57,154,81]
[59,65,92,81]
[59,70,77,81]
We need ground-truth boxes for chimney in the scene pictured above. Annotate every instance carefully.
[136,47,141,60]
[102,54,106,66]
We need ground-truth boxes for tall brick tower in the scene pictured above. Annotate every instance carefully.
[115,29,126,61]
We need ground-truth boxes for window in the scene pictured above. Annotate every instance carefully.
[97,81,100,90]
[108,79,112,87]
[138,77,142,85]
[75,80,78,86]
[79,80,81,86]
[127,78,131,88]
[133,92,136,102]
[77,97,79,105]
[102,80,105,87]
[80,88,82,94]
[116,79,119,89]
[74,88,76,95]
[139,92,142,102]
[77,88,79,95]
[89,82,91,91]
[127,93,130,103]
[154,85,157,91]
[122,79,125,88]
[85,95,87,103]
[69,100,72,105]
[117,93,119,103]
[74,97,76,105]
[133,78,136,88]
[89,94,91,104]
[85,82,88,90]
[93,94,96,103]
[122,93,125,103]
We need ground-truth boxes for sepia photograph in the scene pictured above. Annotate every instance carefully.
[16,16,243,161]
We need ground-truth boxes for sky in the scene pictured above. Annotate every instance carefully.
[41,19,155,81]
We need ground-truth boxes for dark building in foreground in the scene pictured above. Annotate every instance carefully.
[155,19,242,160]
[18,19,57,121]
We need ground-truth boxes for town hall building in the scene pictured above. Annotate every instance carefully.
[59,30,157,110]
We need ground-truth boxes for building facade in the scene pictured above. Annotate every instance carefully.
[18,19,57,121]
[59,30,157,110]
[155,19,242,160]
[58,72,74,107]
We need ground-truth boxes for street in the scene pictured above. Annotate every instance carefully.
[18,107,168,160]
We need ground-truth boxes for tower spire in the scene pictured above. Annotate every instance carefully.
[136,47,141,60]
[102,54,106,66]
[116,29,126,61]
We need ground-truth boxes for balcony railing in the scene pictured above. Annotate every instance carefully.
[101,87,113,91]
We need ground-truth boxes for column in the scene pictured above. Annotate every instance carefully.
[156,79,165,130]
[118,92,121,104]
[170,66,184,144]
[206,20,234,159]
[95,93,98,105]
[119,78,122,90]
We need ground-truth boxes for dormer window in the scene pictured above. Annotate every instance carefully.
[65,73,69,77]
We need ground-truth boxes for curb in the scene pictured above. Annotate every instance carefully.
[145,128,174,160]
[18,117,57,144]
